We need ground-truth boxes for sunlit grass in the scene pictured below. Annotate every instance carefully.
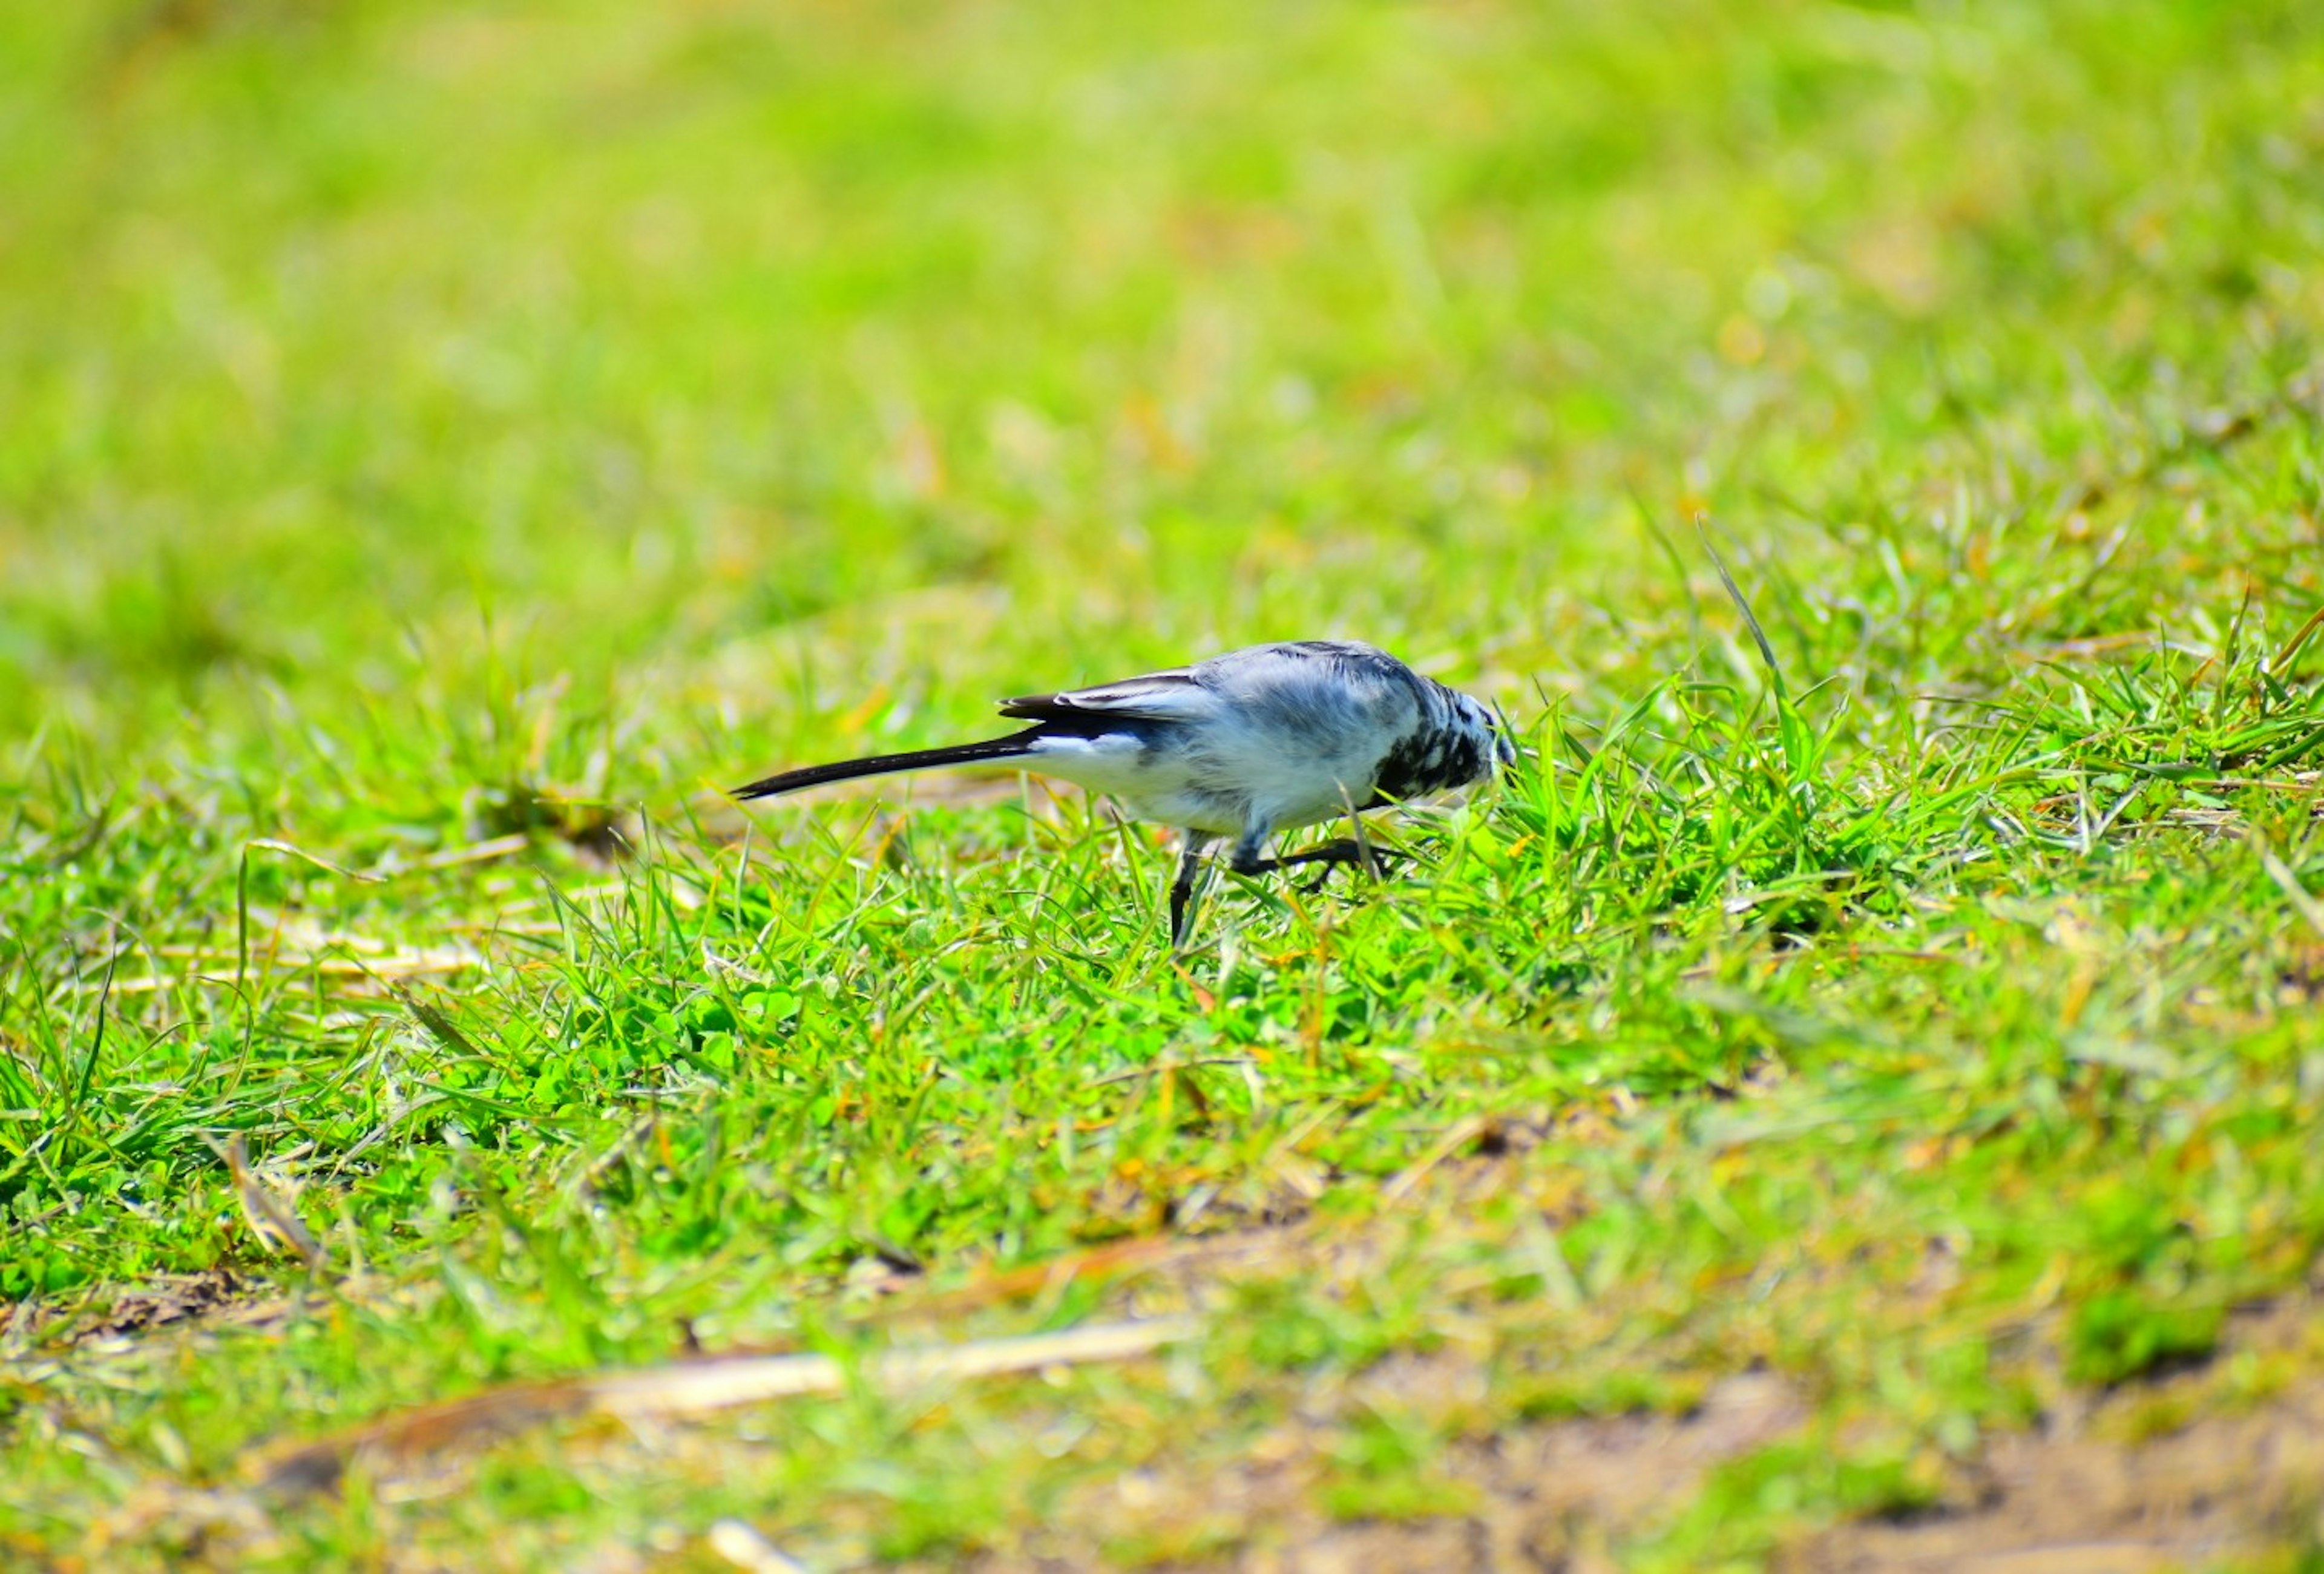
[4,0,2323,1568]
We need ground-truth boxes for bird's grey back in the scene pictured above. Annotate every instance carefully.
[1189,641,1427,747]
[1196,642,1495,804]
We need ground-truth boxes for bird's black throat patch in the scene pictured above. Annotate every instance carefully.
[1369,719,1487,806]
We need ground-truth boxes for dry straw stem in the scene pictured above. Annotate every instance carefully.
[248,1317,1200,1497]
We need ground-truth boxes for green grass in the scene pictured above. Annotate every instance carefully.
[5,0,2324,1567]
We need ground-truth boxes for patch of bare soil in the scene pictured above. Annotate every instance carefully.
[960,1301,2324,1574]
[4,1268,294,1353]
[1790,1302,2324,1574]
[1254,1372,1808,1574]
[947,1371,1805,1574]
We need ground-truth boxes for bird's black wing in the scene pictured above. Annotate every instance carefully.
[997,669,1207,729]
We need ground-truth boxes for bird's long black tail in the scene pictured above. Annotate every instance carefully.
[730,727,1047,801]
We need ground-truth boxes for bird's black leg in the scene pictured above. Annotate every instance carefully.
[1226,830,1275,879]
[1284,838,1404,890]
[1168,830,1213,949]
[1232,837,1406,893]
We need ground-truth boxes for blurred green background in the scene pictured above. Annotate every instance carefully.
[5,3,2324,1566]
[7,0,2314,770]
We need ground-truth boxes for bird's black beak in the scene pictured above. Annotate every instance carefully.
[1485,704,1521,772]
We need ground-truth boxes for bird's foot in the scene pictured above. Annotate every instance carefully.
[1239,838,1406,891]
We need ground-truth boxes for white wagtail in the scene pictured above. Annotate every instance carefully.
[732,639,1515,944]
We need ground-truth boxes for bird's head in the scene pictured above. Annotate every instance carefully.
[1451,691,1518,778]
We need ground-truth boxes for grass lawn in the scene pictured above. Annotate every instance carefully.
[5,1,2324,1567]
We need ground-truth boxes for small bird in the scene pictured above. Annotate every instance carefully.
[732,640,1515,944]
